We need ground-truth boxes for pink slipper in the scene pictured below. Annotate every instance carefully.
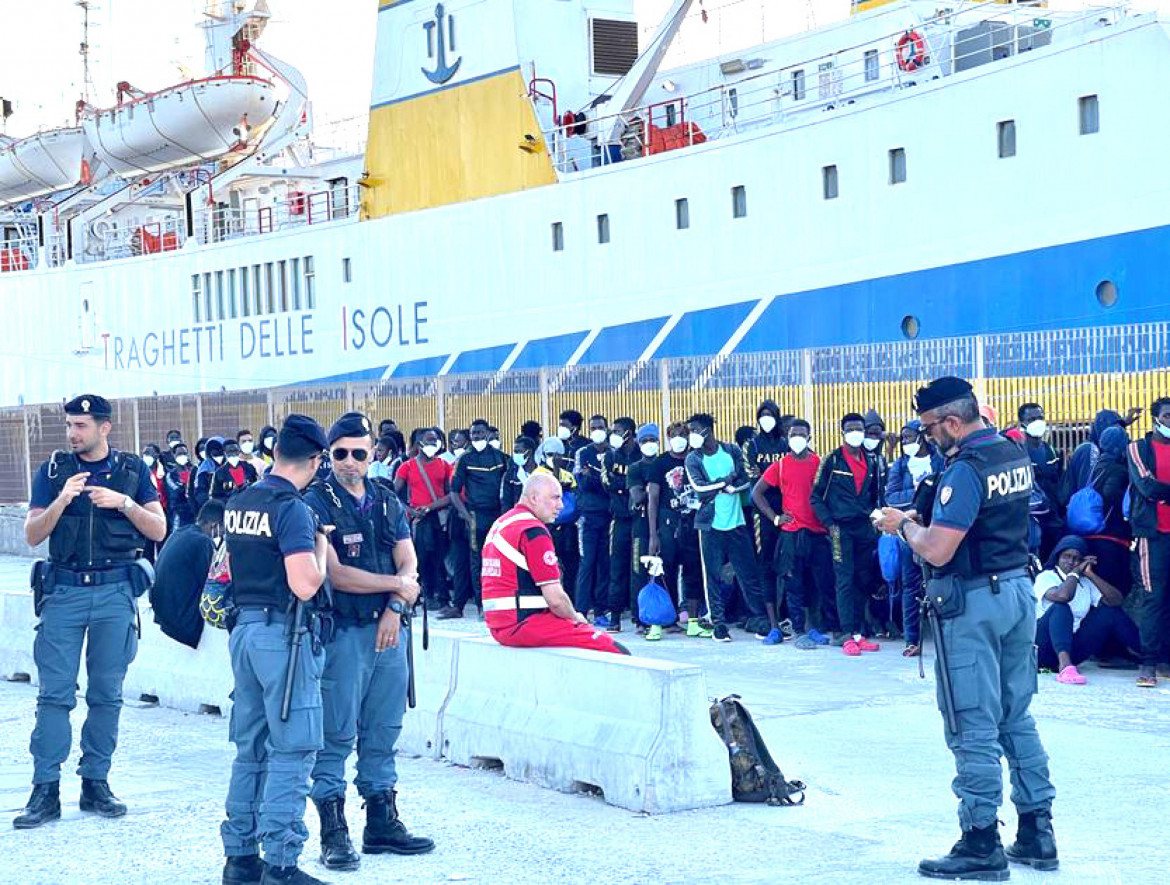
[842,639,862,656]
[856,638,881,652]
[1057,665,1087,685]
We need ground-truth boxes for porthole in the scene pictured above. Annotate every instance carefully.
[1095,280,1118,307]
[901,315,920,339]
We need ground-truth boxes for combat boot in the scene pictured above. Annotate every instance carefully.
[362,790,435,855]
[1005,810,1059,871]
[259,862,329,884]
[918,824,1009,881]
[13,782,61,829]
[222,854,263,885]
[313,796,360,871]
[79,778,127,817]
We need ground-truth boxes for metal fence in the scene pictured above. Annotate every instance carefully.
[3,321,1169,504]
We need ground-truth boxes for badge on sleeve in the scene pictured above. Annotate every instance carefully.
[542,550,558,566]
[940,486,953,506]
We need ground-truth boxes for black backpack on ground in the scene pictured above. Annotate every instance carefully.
[709,695,806,806]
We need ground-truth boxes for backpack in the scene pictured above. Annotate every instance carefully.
[636,577,675,626]
[709,695,805,806]
[1066,466,1107,535]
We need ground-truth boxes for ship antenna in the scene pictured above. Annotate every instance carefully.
[76,0,101,105]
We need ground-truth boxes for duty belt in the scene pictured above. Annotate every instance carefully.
[50,564,135,587]
[961,567,1031,593]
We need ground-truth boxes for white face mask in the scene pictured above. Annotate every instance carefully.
[902,442,921,458]
[212,455,224,465]
[590,429,607,445]
[472,439,488,452]
[557,426,572,441]
[240,441,254,454]
[264,436,276,449]
[863,436,881,452]
[759,415,777,433]
[452,447,466,457]
[142,455,155,467]
[1157,423,1170,440]
[1025,419,1047,438]
[640,441,659,458]
[609,433,625,449]
[512,452,527,466]
[545,456,558,468]
[168,439,180,449]
[421,444,439,458]
[844,431,865,449]
[176,455,189,466]
[227,456,241,467]
[489,439,502,450]
[788,436,808,454]
[669,436,688,454]
[688,432,706,450]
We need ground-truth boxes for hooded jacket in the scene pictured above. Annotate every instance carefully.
[1125,430,1170,538]
[1061,409,1123,504]
[1092,426,1131,540]
[684,442,750,531]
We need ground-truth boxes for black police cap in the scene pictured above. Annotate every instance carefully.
[327,411,373,445]
[914,376,975,415]
[278,414,328,459]
[63,394,112,420]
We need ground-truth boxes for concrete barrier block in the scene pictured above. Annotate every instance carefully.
[0,591,38,682]
[396,627,460,761]
[440,638,732,814]
[122,610,234,714]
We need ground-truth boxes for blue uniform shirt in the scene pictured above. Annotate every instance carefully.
[30,450,159,510]
[263,475,317,556]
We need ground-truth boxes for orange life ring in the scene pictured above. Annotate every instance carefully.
[896,30,928,73]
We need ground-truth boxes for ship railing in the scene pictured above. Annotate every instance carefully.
[191,183,361,246]
[75,215,187,265]
[544,0,1130,173]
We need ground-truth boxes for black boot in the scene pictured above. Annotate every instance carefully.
[259,862,329,885]
[222,855,263,885]
[1006,810,1059,871]
[79,778,127,817]
[918,824,1009,881]
[362,790,435,855]
[13,782,61,830]
[314,797,360,871]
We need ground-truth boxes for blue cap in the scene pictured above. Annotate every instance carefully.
[63,393,112,419]
[328,411,373,445]
[278,414,328,459]
[637,422,660,440]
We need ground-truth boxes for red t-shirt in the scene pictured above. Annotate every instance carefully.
[1153,439,1170,532]
[762,454,826,534]
[228,465,247,487]
[395,456,453,507]
[481,505,561,629]
[842,448,868,494]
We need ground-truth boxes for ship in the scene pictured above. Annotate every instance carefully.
[0,0,1165,408]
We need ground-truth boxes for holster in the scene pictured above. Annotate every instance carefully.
[29,560,51,617]
[925,573,966,620]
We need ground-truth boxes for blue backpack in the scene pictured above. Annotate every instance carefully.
[1066,468,1106,535]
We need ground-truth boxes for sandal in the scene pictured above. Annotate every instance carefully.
[902,643,921,658]
[1137,667,1157,688]
[1056,665,1087,685]
[842,639,862,656]
[794,634,821,651]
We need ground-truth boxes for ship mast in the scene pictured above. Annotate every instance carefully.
[76,0,100,105]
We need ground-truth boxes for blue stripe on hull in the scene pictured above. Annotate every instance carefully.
[392,354,450,378]
[448,342,517,374]
[655,300,758,359]
[578,317,669,365]
[511,331,590,370]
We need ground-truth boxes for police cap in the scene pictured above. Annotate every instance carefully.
[278,414,328,459]
[914,376,974,416]
[327,411,373,445]
[63,394,112,420]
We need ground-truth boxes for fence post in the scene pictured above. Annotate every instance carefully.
[801,349,814,422]
[659,360,670,428]
[195,394,204,439]
[539,368,550,431]
[266,389,275,428]
[22,406,32,502]
[346,382,355,414]
[973,335,987,403]
[435,376,446,430]
[132,399,141,454]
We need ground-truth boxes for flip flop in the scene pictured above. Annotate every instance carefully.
[902,643,921,658]
[842,639,862,656]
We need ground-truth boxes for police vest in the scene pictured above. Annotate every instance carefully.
[47,450,147,568]
[481,508,553,629]
[308,478,400,622]
[934,433,1033,579]
[225,481,301,609]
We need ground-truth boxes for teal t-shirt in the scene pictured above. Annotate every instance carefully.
[702,447,744,531]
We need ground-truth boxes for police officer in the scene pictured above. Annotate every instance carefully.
[219,415,332,885]
[15,394,167,829]
[304,412,434,871]
[874,377,1058,880]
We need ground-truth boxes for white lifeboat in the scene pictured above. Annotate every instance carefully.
[82,75,278,177]
[0,127,88,206]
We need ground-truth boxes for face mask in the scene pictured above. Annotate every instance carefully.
[212,455,224,465]
[688,432,705,450]
[168,439,180,449]
[640,441,659,458]
[264,436,276,449]
[609,433,625,449]
[1025,419,1047,438]
[421,444,439,458]
[227,456,240,467]
[489,439,502,450]
[863,437,881,452]
[844,431,865,449]
[788,436,808,454]
[512,452,527,466]
[590,429,607,445]
[902,442,921,458]
[545,456,557,468]
[668,436,687,454]
[472,439,488,452]
[759,415,776,433]
[240,441,254,454]
[1157,423,1170,440]
[557,426,572,441]
[176,455,189,466]
[142,455,155,467]
[453,447,466,457]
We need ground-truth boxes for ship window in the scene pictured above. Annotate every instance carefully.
[864,50,879,82]
[342,257,352,283]
[675,198,690,230]
[591,19,638,76]
[1096,280,1118,307]
[823,165,839,200]
[901,315,921,339]
[552,222,564,252]
[227,269,238,319]
[1079,95,1099,135]
[791,69,806,101]
[240,267,251,317]
[665,103,678,127]
[264,263,276,313]
[192,274,202,323]
[597,214,610,245]
[727,87,739,119]
[732,185,747,218]
[291,257,302,309]
[215,271,226,321]
[997,120,1016,158]
[304,256,316,308]
[889,148,906,185]
[278,260,289,312]
[252,265,263,315]
[204,272,213,322]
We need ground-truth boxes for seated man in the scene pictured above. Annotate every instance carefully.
[482,472,628,654]
[1034,535,1139,684]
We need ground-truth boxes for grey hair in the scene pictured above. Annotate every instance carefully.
[933,394,980,424]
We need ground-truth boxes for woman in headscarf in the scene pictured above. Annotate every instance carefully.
[1033,535,1139,684]
[1080,425,1133,597]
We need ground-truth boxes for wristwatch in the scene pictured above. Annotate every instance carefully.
[897,516,912,542]
[387,599,407,616]
[121,496,136,514]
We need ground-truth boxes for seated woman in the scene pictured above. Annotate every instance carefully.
[1034,536,1140,684]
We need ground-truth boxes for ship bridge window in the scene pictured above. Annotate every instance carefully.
[954,21,1013,73]
[1079,95,1099,135]
[823,165,839,200]
[252,265,263,315]
[228,269,238,319]
[204,272,213,323]
[304,255,316,308]
[192,274,202,323]
[278,260,290,312]
[731,185,747,219]
[889,148,906,185]
[675,198,690,230]
[264,263,276,314]
[240,266,251,317]
[791,69,806,101]
[864,50,879,82]
[591,19,638,76]
[215,271,226,321]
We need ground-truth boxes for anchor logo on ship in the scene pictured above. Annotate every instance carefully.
[422,3,462,85]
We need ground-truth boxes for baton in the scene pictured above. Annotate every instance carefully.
[923,598,959,735]
[404,611,416,709]
[280,598,306,723]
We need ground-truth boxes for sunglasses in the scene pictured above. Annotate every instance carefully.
[332,447,369,462]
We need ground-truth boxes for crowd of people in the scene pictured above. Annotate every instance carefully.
[139,396,1170,688]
